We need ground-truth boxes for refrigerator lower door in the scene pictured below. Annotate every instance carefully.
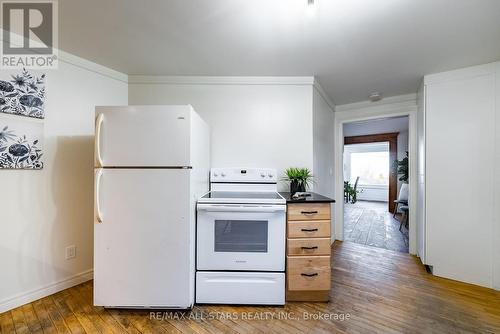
[94,168,194,308]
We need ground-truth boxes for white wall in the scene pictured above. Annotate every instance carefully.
[129,76,318,192]
[416,82,427,262]
[0,53,128,312]
[421,62,499,290]
[492,62,500,290]
[312,85,335,240]
[495,62,500,291]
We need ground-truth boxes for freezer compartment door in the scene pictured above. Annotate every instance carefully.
[95,105,192,167]
[94,168,194,308]
[196,272,285,305]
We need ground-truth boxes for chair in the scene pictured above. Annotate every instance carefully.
[393,183,409,217]
[399,205,409,231]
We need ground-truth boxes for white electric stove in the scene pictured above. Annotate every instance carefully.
[196,168,286,305]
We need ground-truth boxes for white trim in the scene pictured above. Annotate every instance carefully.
[128,75,315,86]
[57,50,128,83]
[0,269,93,313]
[313,79,336,110]
[0,28,128,83]
[424,62,498,85]
[334,96,418,254]
[335,93,417,112]
[494,62,500,290]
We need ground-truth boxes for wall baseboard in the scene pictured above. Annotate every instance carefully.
[0,269,93,313]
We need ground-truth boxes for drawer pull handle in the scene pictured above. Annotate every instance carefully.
[301,210,318,215]
[301,228,318,232]
[301,273,319,277]
[301,246,318,250]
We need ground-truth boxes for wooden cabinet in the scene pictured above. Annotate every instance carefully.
[287,238,331,256]
[286,202,332,301]
[287,203,331,221]
[287,256,331,291]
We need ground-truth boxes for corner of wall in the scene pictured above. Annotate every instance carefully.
[0,44,128,312]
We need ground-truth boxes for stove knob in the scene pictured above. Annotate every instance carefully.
[221,172,226,177]
[261,173,266,177]
[268,174,273,178]
[213,172,219,177]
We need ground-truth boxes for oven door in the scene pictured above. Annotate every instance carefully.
[196,203,286,271]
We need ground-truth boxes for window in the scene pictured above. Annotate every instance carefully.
[344,142,389,186]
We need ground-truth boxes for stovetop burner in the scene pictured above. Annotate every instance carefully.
[198,168,286,204]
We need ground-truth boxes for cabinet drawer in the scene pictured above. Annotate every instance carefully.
[287,256,330,291]
[287,203,331,221]
[287,238,331,256]
[288,220,330,238]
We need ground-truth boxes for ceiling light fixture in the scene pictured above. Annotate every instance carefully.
[306,0,317,17]
[369,92,383,102]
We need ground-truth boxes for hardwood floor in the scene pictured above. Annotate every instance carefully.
[2,241,499,334]
[344,201,409,253]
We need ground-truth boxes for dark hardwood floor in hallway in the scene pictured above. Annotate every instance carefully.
[1,241,499,334]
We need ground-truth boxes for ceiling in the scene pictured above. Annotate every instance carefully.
[58,0,500,105]
[343,116,409,137]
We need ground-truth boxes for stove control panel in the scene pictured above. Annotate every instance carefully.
[210,168,277,183]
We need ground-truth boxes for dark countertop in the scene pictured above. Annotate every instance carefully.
[279,192,335,203]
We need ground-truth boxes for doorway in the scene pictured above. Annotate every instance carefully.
[342,116,409,253]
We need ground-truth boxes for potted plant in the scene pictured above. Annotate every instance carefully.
[393,151,409,205]
[393,151,409,182]
[283,167,313,194]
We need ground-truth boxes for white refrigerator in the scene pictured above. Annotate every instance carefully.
[93,105,210,308]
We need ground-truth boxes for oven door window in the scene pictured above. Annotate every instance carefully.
[214,220,268,253]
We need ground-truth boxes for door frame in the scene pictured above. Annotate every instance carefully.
[344,132,399,213]
[334,96,417,254]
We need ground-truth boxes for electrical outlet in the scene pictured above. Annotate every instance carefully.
[65,245,76,260]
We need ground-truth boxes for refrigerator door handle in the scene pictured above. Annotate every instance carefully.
[95,114,104,167]
[95,169,103,223]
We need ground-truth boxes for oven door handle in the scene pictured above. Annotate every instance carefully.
[197,204,286,213]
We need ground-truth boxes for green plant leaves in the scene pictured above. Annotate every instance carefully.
[283,167,314,189]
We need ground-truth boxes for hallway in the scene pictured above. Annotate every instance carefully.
[344,200,409,253]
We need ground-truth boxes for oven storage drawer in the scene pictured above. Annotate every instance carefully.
[287,220,331,238]
[287,238,331,256]
[287,203,331,221]
[196,272,285,305]
[287,256,330,291]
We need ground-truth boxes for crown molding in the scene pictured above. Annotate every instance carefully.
[57,50,129,83]
[423,61,498,85]
[128,75,315,86]
[0,29,128,83]
[313,78,336,110]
